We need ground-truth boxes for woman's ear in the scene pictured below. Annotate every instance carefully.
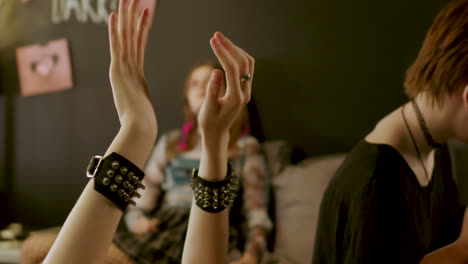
[463,85,468,106]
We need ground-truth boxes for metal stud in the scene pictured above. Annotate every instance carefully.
[123,181,130,189]
[129,200,136,206]
[203,201,210,208]
[198,188,203,194]
[230,193,237,200]
[118,189,126,197]
[120,166,128,175]
[115,175,123,184]
[132,176,139,184]
[111,161,120,169]
[110,184,118,192]
[204,186,210,193]
[133,192,141,199]
[102,177,111,186]
[204,195,211,201]
[221,200,226,207]
[128,185,135,193]
[137,183,146,190]
[213,189,218,195]
[220,194,225,200]
[212,202,218,209]
[127,171,135,180]
[107,169,115,178]
[213,196,218,202]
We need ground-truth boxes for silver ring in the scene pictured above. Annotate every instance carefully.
[240,73,251,83]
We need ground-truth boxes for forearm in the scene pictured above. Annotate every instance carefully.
[44,127,156,264]
[182,134,230,264]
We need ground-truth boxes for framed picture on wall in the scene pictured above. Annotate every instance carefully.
[15,38,73,96]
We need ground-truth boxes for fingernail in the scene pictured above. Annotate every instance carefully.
[215,32,223,43]
[214,37,222,46]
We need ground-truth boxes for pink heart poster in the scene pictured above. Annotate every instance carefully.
[16,38,73,96]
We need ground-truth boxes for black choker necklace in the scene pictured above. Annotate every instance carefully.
[411,99,444,149]
[401,105,429,183]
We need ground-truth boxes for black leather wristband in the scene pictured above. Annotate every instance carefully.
[191,163,240,213]
[86,152,146,211]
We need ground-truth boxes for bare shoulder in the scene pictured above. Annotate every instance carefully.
[365,107,404,150]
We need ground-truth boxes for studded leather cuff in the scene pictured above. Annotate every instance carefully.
[191,163,239,213]
[86,152,146,211]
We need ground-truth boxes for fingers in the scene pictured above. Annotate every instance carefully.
[118,0,148,63]
[215,33,254,101]
[108,12,119,59]
[137,8,150,71]
[238,47,255,100]
[210,32,254,105]
[128,0,139,58]
[118,0,130,60]
[204,69,224,110]
[214,32,251,77]
[238,48,255,79]
[210,36,240,103]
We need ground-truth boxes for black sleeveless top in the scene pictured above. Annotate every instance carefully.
[313,140,466,264]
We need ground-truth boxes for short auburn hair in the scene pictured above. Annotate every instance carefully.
[404,0,468,104]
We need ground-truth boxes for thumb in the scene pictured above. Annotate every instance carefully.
[204,69,224,109]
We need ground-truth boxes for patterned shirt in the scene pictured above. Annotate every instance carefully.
[125,130,272,257]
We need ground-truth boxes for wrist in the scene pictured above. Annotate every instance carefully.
[201,132,229,154]
[121,115,157,139]
[119,125,157,145]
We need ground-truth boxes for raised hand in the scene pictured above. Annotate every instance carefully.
[43,3,157,263]
[198,32,254,146]
[108,0,157,135]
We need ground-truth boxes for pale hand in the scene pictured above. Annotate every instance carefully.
[108,0,157,135]
[198,32,255,144]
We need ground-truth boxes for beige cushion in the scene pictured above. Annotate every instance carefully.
[272,153,346,264]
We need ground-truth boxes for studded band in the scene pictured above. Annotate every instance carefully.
[191,163,239,213]
[86,152,146,211]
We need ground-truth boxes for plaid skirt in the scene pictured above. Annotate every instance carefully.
[113,207,240,264]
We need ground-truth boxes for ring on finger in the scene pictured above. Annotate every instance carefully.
[240,73,251,83]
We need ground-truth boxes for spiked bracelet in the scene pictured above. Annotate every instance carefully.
[191,163,240,213]
[86,152,146,211]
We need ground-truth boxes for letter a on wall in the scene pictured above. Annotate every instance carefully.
[16,38,73,96]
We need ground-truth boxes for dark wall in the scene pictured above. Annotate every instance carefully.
[0,0,452,228]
